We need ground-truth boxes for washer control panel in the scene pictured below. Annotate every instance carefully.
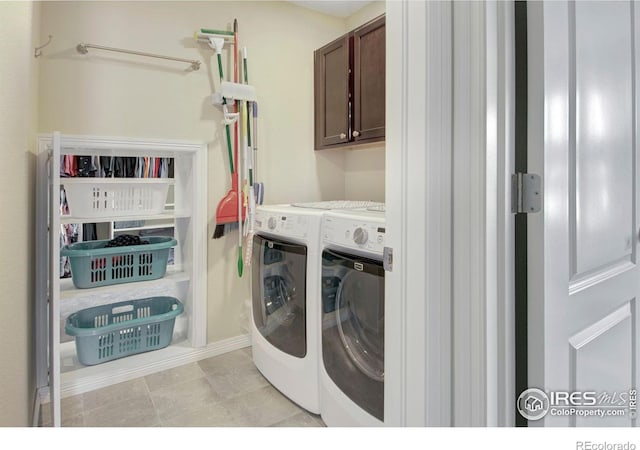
[254,209,310,239]
[322,215,386,255]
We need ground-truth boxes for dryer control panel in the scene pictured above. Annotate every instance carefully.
[254,209,311,239]
[322,215,386,255]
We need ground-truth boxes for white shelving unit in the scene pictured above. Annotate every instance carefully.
[35,132,207,427]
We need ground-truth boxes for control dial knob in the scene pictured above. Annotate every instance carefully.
[353,227,368,246]
[267,216,277,230]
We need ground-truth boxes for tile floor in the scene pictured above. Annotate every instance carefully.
[42,347,325,427]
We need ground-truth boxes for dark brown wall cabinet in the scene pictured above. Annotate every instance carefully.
[314,15,385,150]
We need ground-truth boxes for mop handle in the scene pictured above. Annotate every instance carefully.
[243,47,252,151]
[242,47,253,187]
[217,52,234,175]
[252,102,258,181]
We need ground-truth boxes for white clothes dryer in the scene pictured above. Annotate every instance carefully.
[250,201,382,414]
[319,206,386,426]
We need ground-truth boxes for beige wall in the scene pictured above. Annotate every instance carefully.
[38,1,347,343]
[343,1,386,202]
[344,144,386,202]
[347,1,385,29]
[0,0,40,427]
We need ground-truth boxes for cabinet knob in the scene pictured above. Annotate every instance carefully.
[353,130,360,137]
[340,133,347,139]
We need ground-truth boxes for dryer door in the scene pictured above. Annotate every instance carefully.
[321,248,385,421]
[252,234,307,358]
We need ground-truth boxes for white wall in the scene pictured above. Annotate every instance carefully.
[344,1,386,202]
[38,1,347,343]
[0,0,40,426]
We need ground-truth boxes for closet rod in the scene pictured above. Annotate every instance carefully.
[76,43,201,71]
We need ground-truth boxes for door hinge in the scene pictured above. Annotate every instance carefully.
[511,173,542,214]
[383,246,393,272]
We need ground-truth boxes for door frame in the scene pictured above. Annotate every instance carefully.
[385,0,453,426]
[485,0,517,427]
[385,0,516,426]
[451,0,517,426]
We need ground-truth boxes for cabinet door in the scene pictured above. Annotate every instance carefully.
[314,34,350,149]
[353,16,386,143]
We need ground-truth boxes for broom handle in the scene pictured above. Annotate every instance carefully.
[243,47,253,187]
[234,18,244,277]
[243,48,251,159]
[233,21,239,182]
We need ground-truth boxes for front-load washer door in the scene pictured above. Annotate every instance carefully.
[321,248,384,421]
[252,234,307,358]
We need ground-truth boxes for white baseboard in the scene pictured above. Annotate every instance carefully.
[40,334,251,403]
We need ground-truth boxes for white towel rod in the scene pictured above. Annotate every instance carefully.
[76,43,201,71]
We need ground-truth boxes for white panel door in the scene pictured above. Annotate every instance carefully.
[527,0,639,427]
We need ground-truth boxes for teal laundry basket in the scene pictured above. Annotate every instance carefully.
[61,236,177,288]
[65,296,184,365]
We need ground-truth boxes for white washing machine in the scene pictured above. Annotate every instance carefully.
[250,201,381,414]
[319,205,386,426]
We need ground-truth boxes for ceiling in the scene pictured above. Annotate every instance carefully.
[288,1,373,18]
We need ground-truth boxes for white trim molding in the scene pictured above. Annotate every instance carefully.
[386,0,453,427]
[490,0,516,427]
[452,0,488,426]
[387,0,515,427]
[451,0,516,427]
